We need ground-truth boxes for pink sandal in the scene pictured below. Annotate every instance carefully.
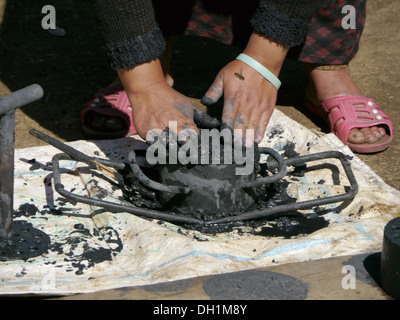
[81,85,137,139]
[306,95,393,154]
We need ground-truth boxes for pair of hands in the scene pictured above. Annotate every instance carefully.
[120,34,288,146]
[130,59,277,146]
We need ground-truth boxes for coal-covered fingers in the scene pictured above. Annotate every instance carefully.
[129,83,198,141]
[201,74,224,106]
[223,90,276,147]
[203,60,277,146]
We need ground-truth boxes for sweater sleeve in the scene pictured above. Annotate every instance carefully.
[250,0,321,47]
[91,0,165,70]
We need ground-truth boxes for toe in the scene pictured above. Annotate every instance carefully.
[378,126,387,137]
[347,128,365,144]
[370,126,384,139]
[360,127,378,143]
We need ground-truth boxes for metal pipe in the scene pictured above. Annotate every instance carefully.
[52,153,203,224]
[212,151,358,224]
[0,110,15,239]
[0,85,43,239]
[128,151,191,195]
[0,84,43,115]
[240,147,288,188]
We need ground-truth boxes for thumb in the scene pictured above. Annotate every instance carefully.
[201,74,224,106]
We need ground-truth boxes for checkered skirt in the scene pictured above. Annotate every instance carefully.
[297,0,366,65]
[156,0,366,65]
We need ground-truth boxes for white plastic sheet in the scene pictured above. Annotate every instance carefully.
[1,109,399,296]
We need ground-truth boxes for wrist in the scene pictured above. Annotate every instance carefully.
[117,59,167,94]
[243,32,289,76]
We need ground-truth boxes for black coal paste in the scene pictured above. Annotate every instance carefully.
[0,220,51,261]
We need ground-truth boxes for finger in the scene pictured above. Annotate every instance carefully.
[178,126,198,145]
[193,109,220,129]
[234,111,256,148]
[221,96,237,132]
[162,117,199,138]
[232,98,251,146]
[180,119,199,135]
[201,74,224,106]
[231,93,250,131]
[245,118,258,147]
[254,109,273,144]
[145,128,164,144]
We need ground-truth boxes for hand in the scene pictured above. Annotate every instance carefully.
[202,33,289,146]
[202,59,277,146]
[129,81,198,141]
[117,60,198,141]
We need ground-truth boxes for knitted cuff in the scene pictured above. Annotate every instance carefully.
[106,27,166,70]
[250,2,310,47]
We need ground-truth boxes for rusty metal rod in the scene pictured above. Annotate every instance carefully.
[0,84,43,239]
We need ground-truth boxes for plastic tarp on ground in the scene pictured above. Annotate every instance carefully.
[1,109,399,296]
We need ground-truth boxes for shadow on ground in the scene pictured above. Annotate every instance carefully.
[0,0,112,142]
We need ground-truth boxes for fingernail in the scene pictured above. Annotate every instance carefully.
[254,135,263,144]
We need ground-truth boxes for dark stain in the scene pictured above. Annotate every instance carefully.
[50,225,123,275]
[202,269,308,300]
[0,220,51,261]
[141,278,192,293]
[266,124,285,140]
[251,215,329,239]
[16,203,39,217]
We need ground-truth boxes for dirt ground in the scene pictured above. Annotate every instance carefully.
[1,0,399,190]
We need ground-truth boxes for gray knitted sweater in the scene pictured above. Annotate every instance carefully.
[92,0,320,70]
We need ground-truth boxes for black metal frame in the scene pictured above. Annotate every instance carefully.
[47,136,358,225]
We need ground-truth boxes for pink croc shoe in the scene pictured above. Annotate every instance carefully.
[81,85,137,139]
[306,95,393,154]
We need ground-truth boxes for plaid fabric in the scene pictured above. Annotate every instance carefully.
[184,1,233,45]
[297,0,366,65]
[156,0,366,65]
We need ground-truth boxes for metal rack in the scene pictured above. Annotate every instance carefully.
[31,129,358,226]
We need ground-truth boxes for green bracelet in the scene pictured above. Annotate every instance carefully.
[236,53,281,90]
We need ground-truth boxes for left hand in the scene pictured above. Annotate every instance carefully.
[202,32,290,147]
[202,59,277,146]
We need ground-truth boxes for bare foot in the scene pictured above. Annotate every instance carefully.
[306,65,386,145]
